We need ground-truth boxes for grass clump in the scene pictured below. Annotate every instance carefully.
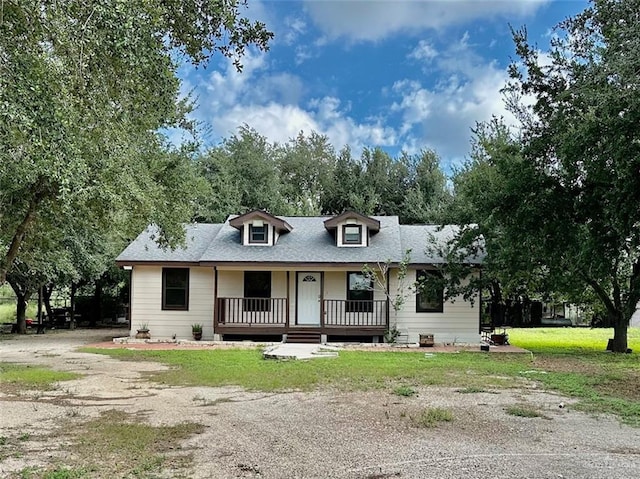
[505,404,544,418]
[0,363,79,394]
[43,467,89,479]
[411,407,453,428]
[456,386,488,394]
[393,385,416,397]
[4,411,205,478]
[72,410,203,477]
[14,466,89,479]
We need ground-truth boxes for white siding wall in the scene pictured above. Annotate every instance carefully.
[323,271,345,300]
[389,269,480,344]
[130,266,214,340]
[217,270,243,297]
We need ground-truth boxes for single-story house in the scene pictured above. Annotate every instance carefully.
[116,210,482,344]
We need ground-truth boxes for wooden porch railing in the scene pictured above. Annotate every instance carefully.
[323,299,387,328]
[216,297,287,325]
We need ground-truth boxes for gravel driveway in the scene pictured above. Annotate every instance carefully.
[1,329,639,478]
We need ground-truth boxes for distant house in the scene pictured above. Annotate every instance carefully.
[116,210,482,344]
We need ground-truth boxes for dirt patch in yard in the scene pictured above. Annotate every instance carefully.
[532,355,640,402]
[1,329,639,479]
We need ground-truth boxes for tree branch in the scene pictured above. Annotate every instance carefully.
[0,191,43,284]
[579,269,617,315]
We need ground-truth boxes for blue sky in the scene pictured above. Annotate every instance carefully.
[177,0,588,172]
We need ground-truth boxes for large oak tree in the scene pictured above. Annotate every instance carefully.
[0,0,272,285]
[448,0,640,351]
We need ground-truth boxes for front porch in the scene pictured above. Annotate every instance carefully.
[214,297,388,340]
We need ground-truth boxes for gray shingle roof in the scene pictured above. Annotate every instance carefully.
[116,217,481,265]
[400,225,484,264]
[116,224,222,263]
[200,216,402,264]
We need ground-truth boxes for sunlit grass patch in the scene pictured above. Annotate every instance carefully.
[0,363,79,393]
[82,347,531,392]
[508,327,640,354]
[0,302,37,324]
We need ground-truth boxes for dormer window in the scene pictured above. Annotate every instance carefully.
[229,210,293,246]
[324,211,379,248]
[249,222,268,244]
[343,225,362,244]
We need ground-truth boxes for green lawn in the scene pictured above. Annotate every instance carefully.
[0,363,79,391]
[0,302,38,324]
[508,327,640,353]
[83,327,640,426]
[83,347,530,391]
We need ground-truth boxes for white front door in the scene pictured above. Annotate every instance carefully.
[297,272,321,325]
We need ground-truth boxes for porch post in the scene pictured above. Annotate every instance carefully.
[320,271,325,327]
[385,268,390,328]
[286,270,290,328]
[213,267,218,328]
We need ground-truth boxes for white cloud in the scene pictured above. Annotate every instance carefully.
[391,33,519,160]
[294,45,315,64]
[304,0,550,42]
[212,102,320,143]
[283,16,308,45]
[184,54,398,155]
[408,40,438,63]
[210,97,396,154]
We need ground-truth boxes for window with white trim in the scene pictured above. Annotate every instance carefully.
[249,224,268,244]
[342,225,362,245]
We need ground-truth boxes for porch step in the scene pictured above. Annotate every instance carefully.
[286,331,322,344]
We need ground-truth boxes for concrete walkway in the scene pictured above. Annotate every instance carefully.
[262,343,340,360]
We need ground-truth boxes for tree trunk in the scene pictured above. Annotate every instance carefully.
[43,284,55,322]
[0,190,45,285]
[7,278,31,334]
[37,286,43,325]
[91,279,102,327]
[489,280,504,328]
[610,311,628,353]
[70,282,77,330]
[15,294,28,334]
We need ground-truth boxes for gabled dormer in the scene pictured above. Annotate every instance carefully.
[323,211,380,247]
[229,210,293,246]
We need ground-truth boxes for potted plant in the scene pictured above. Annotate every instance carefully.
[192,323,203,341]
[135,322,150,339]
